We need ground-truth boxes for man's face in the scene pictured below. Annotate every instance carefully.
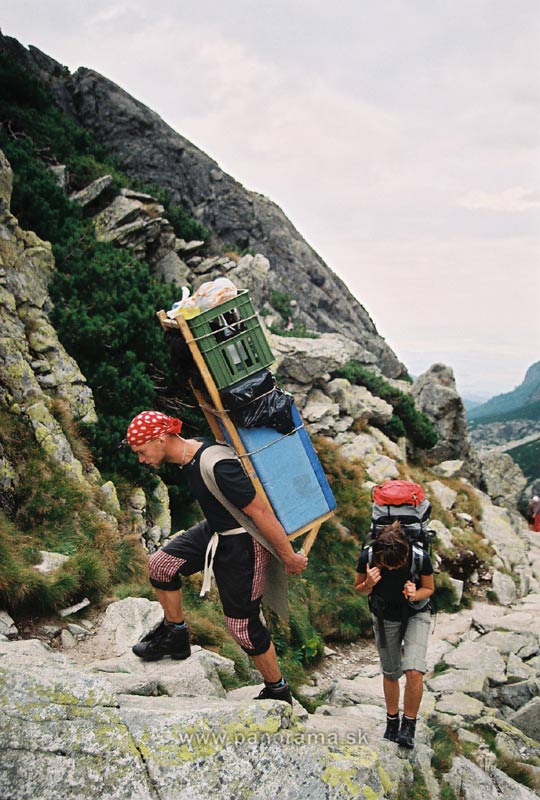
[131,438,166,469]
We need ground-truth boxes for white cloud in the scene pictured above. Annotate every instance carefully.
[457,187,540,213]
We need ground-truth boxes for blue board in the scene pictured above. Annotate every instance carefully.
[222,404,336,535]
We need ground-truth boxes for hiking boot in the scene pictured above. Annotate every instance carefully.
[132,620,191,661]
[397,716,416,749]
[254,682,293,706]
[383,715,400,742]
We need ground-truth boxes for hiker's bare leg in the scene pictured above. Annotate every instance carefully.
[403,670,423,717]
[251,642,282,683]
[383,676,400,716]
[155,588,185,624]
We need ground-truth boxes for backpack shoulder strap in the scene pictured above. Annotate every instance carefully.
[410,544,424,583]
[367,544,374,568]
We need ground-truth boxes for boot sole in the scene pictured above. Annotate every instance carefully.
[132,650,191,661]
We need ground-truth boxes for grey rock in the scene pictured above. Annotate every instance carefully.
[270,332,376,385]
[59,598,91,618]
[476,492,529,571]
[478,450,528,511]
[0,610,18,639]
[509,697,540,743]
[443,755,538,800]
[434,460,464,478]
[506,653,537,681]
[492,570,518,606]
[69,174,113,206]
[497,678,540,711]
[33,550,70,574]
[426,669,488,697]
[478,630,539,659]
[60,629,77,650]
[364,454,400,484]
[426,480,458,510]
[444,640,506,684]
[153,248,191,286]
[412,364,478,471]
[435,692,485,718]
[326,379,393,424]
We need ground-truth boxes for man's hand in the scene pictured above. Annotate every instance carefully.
[403,580,417,601]
[365,565,382,589]
[282,550,309,576]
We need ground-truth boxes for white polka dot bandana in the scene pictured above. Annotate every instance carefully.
[126,411,183,447]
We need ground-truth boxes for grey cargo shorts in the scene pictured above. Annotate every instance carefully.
[372,611,431,680]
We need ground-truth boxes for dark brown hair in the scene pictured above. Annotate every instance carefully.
[371,521,409,569]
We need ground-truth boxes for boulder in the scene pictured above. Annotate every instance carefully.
[326,379,393,424]
[426,669,488,698]
[434,460,464,478]
[364,454,399,484]
[476,491,528,571]
[443,640,506,684]
[412,364,476,468]
[478,450,528,511]
[491,571,518,606]
[0,611,18,639]
[427,480,458,510]
[435,692,485,718]
[69,174,113,206]
[443,755,538,800]
[269,332,375,385]
[33,551,70,574]
[510,697,540,743]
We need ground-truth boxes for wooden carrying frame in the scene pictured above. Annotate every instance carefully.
[157,310,333,555]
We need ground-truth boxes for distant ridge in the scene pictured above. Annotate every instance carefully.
[468,361,540,423]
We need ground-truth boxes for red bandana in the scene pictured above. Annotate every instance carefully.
[126,411,183,447]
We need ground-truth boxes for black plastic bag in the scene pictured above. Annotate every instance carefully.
[220,370,295,434]
[164,328,197,388]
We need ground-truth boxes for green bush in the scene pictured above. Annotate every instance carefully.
[0,53,211,524]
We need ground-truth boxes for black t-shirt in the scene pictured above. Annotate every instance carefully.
[184,441,256,532]
[356,546,434,621]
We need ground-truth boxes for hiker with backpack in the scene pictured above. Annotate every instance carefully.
[355,481,435,749]
[125,410,308,706]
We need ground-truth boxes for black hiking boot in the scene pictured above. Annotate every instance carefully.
[383,715,400,742]
[397,716,416,749]
[132,620,191,661]
[254,682,293,706]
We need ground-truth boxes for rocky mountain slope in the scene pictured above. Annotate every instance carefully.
[0,31,404,379]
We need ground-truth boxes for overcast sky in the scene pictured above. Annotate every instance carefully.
[3,0,540,398]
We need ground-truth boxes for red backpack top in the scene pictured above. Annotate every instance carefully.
[372,480,425,508]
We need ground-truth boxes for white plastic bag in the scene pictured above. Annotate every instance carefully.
[193,277,237,310]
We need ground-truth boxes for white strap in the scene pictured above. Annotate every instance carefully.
[199,528,245,597]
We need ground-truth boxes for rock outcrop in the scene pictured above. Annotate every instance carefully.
[0,149,97,490]
[412,364,472,463]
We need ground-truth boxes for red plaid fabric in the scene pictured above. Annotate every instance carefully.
[225,616,253,650]
[148,551,187,584]
[127,411,182,446]
[251,539,271,601]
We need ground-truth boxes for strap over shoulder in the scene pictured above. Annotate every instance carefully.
[198,445,289,621]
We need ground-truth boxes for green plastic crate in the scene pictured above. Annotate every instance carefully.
[187,291,275,389]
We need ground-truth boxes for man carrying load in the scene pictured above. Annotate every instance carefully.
[126,410,308,705]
